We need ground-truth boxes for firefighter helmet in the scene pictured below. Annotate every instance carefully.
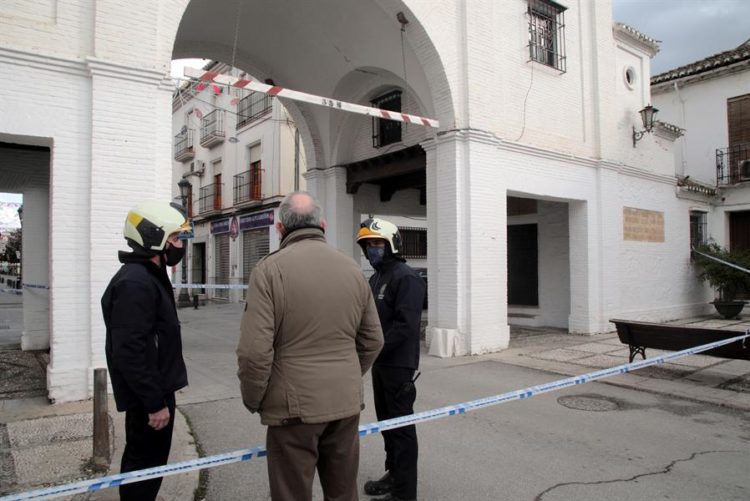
[123,201,189,252]
[356,217,402,254]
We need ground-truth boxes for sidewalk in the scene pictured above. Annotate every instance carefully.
[1,303,749,499]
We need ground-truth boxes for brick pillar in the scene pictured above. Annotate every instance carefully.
[423,130,510,357]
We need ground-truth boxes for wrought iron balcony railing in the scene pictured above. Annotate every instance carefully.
[174,129,195,162]
[200,110,225,148]
[716,143,750,186]
[236,92,272,129]
[233,166,263,205]
[198,183,223,214]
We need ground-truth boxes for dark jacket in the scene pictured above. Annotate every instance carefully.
[102,252,188,413]
[237,227,384,426]
[369,257,426,369]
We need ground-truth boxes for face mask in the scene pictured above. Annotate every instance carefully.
[366,246,385,268]
[164,243,185,266]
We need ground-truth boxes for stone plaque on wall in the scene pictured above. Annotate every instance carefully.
[623,207,664,242]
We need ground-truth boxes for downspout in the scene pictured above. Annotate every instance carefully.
[673,81,688,177]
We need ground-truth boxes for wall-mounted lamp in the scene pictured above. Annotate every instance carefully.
[632,104,658,148]
[17,205,23,224]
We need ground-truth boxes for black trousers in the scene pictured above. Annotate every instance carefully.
[119,393,176,501]
[372,365,418,500]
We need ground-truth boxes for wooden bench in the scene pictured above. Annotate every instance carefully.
[610,319,750,363]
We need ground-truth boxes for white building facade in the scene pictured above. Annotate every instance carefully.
[651,40,750,254]
[172,61,305,304]
[0,0,712,402]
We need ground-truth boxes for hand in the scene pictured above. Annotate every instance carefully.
[148,407,171,430]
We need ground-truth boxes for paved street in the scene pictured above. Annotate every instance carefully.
[176,303,750,501]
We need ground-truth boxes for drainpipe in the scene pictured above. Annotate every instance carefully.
[673,81,688,177]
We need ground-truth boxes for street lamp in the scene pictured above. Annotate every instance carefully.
[177,178,192,308]
[632,104,658,148]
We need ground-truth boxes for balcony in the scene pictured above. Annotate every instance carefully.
[236,92,272,129]
[198,183,223,215]
[200,110,225,149]
[717,143,750,186]
[234,165,263,205]
[174,129,195,162]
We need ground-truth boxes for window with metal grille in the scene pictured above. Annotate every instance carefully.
[236,92,272,129]
[399,227,427,259]
[528,0,566,72]
[689,211,707,250]
[372,90,402,148]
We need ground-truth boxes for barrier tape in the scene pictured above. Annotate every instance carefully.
[172,283,248,290]
[692,248,750,276]
[3,331,748,501]
[0,288,22,295]
[183,68,440,129]
[22,284,50,290]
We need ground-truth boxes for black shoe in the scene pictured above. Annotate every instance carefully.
[364,472,394,496]
[371,493,416,501]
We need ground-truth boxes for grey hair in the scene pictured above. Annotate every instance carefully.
[279,191,324,231]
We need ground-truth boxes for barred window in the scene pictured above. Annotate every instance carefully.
[689,210,707,250]
[528,0,566,72]
[399,227,427,259]
[372,90,402,148]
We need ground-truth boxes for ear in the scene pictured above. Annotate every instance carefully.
[275,222,286,236]
[320,219,327,230]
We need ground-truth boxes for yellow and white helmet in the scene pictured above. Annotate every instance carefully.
[356,217,402,254]
[123,201,189,252]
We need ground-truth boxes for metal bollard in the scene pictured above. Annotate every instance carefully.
[93,368,110,467]
[193,294,199,309]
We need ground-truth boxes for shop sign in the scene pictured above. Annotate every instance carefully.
[210,218,230,235]
[239,210,275,230]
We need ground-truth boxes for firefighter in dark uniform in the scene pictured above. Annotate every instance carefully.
[102,201,191,501]
[357,217,425,501]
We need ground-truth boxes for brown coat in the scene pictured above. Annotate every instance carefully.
[237,227,383,426]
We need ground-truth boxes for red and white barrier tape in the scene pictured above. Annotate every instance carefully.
[184,68,439,129]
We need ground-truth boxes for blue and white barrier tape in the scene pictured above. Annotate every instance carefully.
[692,248,750,276]
[0,288,22,295]
[2,331,748,501]
[22,284,49,290]
[172,283,248,290]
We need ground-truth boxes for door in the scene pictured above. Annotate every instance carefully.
[191,242,206,294]
[214,234,230,300]
[507,224,539,306]
[242,228,270,299]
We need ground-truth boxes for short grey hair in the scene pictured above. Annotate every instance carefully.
[279,191,324,231]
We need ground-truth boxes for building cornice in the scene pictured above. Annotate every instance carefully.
[653,121,685,142]
[422,128,677,186]
[0,47,88,78]
[612,23,660,57]
[86,57,174,91]
[651,59,750,94]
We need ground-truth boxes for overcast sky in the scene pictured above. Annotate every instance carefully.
[612,0,750,75]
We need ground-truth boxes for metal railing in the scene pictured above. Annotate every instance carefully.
[716,142,750,186]
[200,110,225,148]
[236,92,272,129]
[174,129,195,161]
[198,183,223,214]
[233,166,263,204]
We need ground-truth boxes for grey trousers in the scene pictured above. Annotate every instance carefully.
[266,414,360,501]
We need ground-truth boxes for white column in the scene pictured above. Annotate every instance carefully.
[304,167,356,257]
[424,130,510,357]
[20,188,50,350]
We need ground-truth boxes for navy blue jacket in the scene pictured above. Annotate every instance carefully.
[102,253,188,412]
[369,258,426,369]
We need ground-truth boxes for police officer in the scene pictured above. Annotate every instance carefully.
[102,201,191,501]
[357,217,425,501]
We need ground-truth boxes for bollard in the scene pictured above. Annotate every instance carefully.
[93,368,110,467]
[193,294,199,309]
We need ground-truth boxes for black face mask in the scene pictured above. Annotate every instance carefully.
[164,243,185,266]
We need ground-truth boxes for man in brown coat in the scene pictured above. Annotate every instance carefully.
[237,191,384,501]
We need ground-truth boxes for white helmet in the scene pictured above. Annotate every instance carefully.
[124,201,189,252]
[356,217,402,254]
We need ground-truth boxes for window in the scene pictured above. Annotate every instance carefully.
[689,211,707,250]
[372,90,402,148]
[528,0,566,72]
[399,227,427,259]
